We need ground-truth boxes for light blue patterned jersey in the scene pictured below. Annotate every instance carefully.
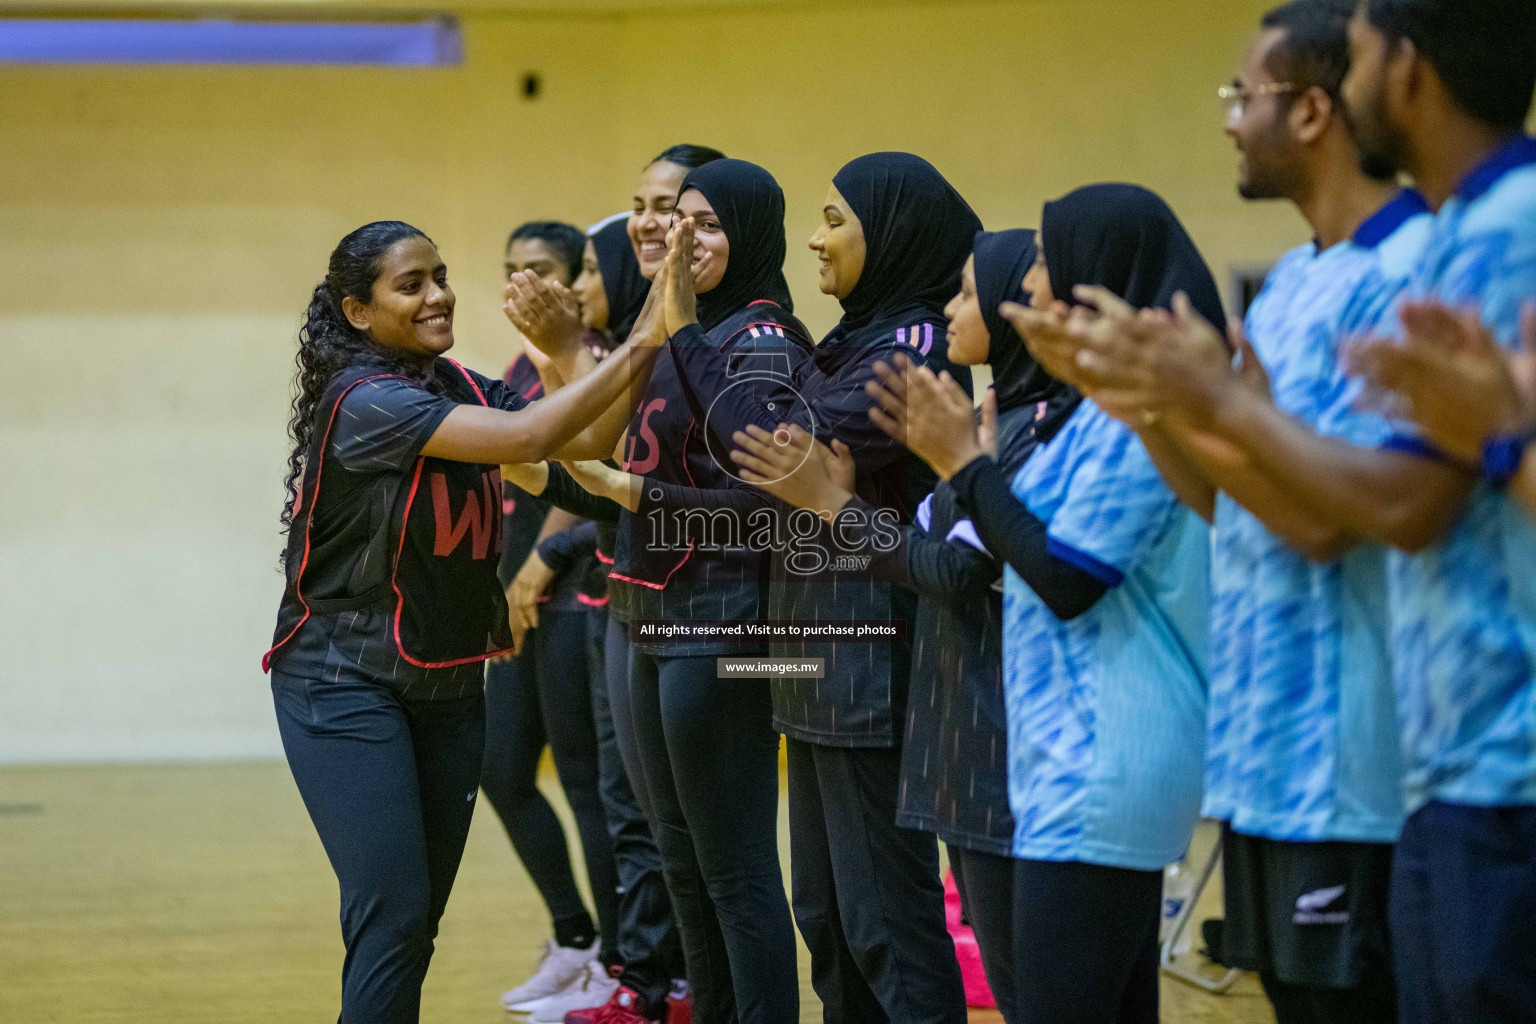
[1205,192,1430,843]
[1383,137,1536,813]
[1002,400,1209,871]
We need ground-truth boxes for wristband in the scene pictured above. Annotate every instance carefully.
[1480,424,1536,487]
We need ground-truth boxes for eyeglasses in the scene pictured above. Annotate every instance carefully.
[1219,82,1301,120]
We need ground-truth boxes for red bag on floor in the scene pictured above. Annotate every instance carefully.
[945,868,996,1009]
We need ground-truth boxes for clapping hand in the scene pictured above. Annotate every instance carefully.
[1004,287,1242,430]
[505,271,583,356]
[866,353,985,480]
[998,298,1086,390]
[625,258,671,350]
[1348,300,1536,463]
[731,424,855,519]
[662,217,712,337]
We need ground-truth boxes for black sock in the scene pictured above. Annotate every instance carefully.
[553,911,597,950]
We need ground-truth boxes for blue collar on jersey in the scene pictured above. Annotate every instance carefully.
[1455,134,1536,204]
[1352,188,1430,249]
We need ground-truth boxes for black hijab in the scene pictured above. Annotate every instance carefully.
[678,159,793,332]
[1040,183,1227,332]
[820,153,982,370]
[590,216,649,344]
[971,228,1081,474]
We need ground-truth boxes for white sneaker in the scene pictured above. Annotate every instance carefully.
[528,962,619,1023]
[501,938,598,1012]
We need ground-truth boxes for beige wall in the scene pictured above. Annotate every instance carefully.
[1,0,1300,762]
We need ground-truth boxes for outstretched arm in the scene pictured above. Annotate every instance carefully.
[861,357,1107,619]
[496,460,624,523]
[504,264,673,461]
[946,457,1107,620]
[558,458,779,552]
[422,300,667,465]
[1204,384,1472,552]
[1006,289,1472,554]
[422,348,655,464]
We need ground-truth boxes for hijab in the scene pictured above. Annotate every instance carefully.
[971,228,1081,474]
[590,216,649,344]
[820,153,982,371]
[1039,183,1228,332]
[678,159,793,332]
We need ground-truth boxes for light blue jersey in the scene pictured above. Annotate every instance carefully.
[1002,400,1209,871]
[1205,192,1431,843]
[1382,137,1536,813]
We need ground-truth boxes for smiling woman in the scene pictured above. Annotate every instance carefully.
[627,144,726,281]
[337,234,456,358]
[262,219,671,1024]
[807,184,867,301]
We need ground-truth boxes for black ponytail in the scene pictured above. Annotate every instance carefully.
[647,144,726,170]
[281,221,437,534]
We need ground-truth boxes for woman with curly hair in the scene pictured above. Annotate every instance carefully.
[263,220,664,1024]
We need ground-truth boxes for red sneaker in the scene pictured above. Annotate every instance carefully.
[560,998,609,1024]
[569,986,658,1024]
[665,980,691,1024]
[562,966,626,1024]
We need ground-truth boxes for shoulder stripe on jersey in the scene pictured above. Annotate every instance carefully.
[444,357,490,407]
[897,323,936,356]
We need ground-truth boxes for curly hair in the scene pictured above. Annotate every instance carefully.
[281,221,440,536]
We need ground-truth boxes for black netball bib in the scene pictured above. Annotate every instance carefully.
[264,359,513,678]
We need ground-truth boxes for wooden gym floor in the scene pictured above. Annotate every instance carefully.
[0,760,1275,1023]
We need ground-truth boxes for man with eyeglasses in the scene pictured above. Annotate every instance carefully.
[1199,8,1432,1019]
[1196,4,1427,1021]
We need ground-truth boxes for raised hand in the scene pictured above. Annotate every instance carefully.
[1230,319,1272,399]
[626,258,671,350]
[731,423,854,519]
[1000,299,1084,389]
[825,438,856,493]
[505,271,583,356]
[1348,300,1536,462]
[869,353,984,480]
[865,356,910,447]
[977,389,999,459]
[522,339,556,381]
[662,217,704,337]
[1083,291,1237,429]
[1061,285,1154,394]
